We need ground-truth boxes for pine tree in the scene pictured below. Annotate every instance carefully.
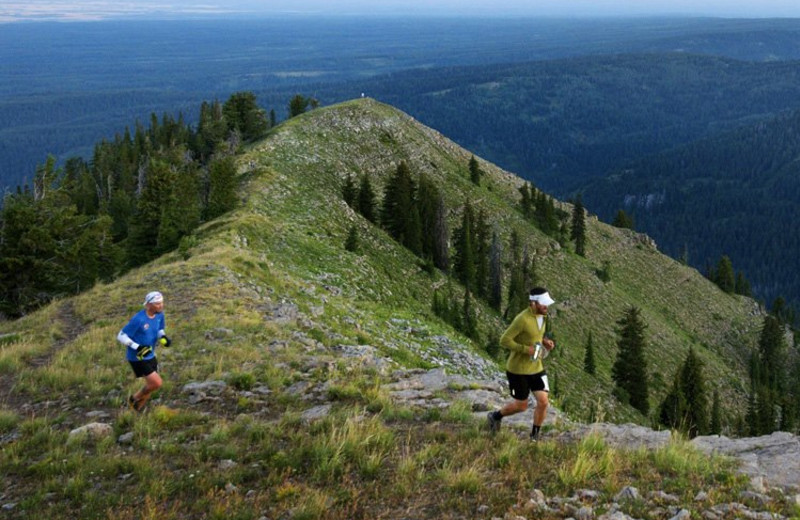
[342,173,358,209]
[452,201,476,291]
[223,92,268,142]
[288,94,310,118]
[357,174,377,224]
[473,209,491,300]
[462,288,479,340]
[679,347,709,437]
[468,155,482,185]
[735,271,752,296]
[432,194,449,272]
[612,209,634,229]
[345,224,359,252]
[489,231,503,312]
[659,371,687,430]
[518,183,533,219]
[381,161,416,247]
[757,315,786,393]
[206,155,238,220]
[714,255,735,293]
[583,332,596,375]
[612,306,650,416]
[571,194,587,256]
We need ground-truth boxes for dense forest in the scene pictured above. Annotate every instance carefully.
[0,92,274,317]
[581,108,800,311]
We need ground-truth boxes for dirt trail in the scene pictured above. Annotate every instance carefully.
[0,300,84,411]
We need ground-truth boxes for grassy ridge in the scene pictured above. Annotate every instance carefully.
[0,98,773,518]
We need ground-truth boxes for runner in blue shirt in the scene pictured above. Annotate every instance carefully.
[117,291,171,411]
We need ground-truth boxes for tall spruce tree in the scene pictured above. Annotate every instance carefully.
[381,161,417,249]
[679,347,709,437]
[468,155,482,185]
[583,332,596,375]
[714,255,736,294]
[571,194,587,256]
[206,155,238,220]
[432,194,450,272]
[473,209,491,300]
[489,231,503,312]
[357,174,377,224]
[342,173,358,210]
[452,201,477,291]
[612,209,634,229]
[612,306,650,415]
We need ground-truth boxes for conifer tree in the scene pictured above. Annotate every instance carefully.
[288,94,310,118]
[518,183,533,219]
[417,173,441,262]
[342,173,358,210]
[612,306,650,415]
[223,92,268,142]
[489,231,503,312]
[583,332,596,375]
[432,194,450,272]
[757,315,786,393]
[206,155,238,220]
[468,155,482,185]
[571,194,587,256]
[473,209,491,300]
[612,209,634,229]
[452,201,476,291]
[462,288,479,340]
[659,370,687,431]
[357,174,377,224]
[735,271,752,296]
[345,224,359,252]
[679,347,709,437]
[381,161,416,247]
[714,255,735,293]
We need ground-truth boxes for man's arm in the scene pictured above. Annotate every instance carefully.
[500,315,531,354]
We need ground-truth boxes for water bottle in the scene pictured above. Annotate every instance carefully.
[532,342,542,361]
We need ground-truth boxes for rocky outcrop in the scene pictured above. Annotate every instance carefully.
[693,431,800,492]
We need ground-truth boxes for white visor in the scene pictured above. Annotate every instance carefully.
[144,291,163,305]
[529,292,555,306]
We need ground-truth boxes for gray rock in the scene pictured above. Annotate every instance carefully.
[218,459,238,470]
[300,404,332,423]
[614,486,640,502]
[668,509,691,520]
[182,380,228,395]
[693,431,800,491]
[117,432,135,444]
[68,422,113,440]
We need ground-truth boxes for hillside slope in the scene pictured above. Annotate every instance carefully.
[0,98,772,518]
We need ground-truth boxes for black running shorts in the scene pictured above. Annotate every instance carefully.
[129,358,158,378]
[507,370,549,401]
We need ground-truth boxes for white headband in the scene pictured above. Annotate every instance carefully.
[144,291,163,305]
[529,292,555,306]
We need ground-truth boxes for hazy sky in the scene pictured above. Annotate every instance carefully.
[3,0,800,23]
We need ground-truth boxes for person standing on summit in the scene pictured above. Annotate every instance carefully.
[117,291,171,411]
[487,287,557,441]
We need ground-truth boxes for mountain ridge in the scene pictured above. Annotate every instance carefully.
[0,98,786,519]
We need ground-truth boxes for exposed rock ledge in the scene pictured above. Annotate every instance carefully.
[387,368,800,493]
